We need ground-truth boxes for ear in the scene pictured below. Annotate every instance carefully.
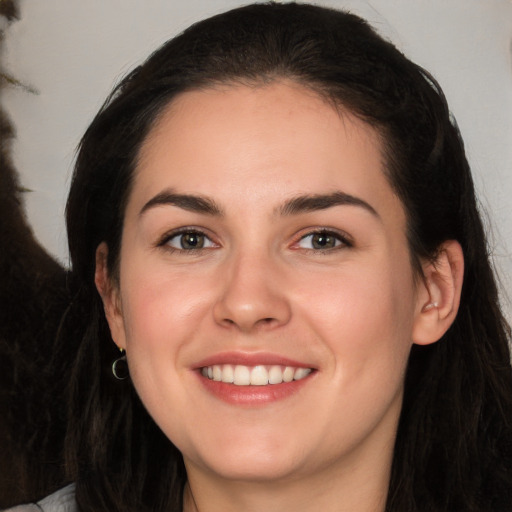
[412,240,464,345]
[95,242,127,350]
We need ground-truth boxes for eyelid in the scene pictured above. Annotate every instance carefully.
[156,226,219,251]
[291,227,354,251]
[155,226,352,253]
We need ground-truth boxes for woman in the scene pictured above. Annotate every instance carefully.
[6,2,512,511]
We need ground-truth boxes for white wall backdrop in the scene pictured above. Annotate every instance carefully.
[3,0,512,316]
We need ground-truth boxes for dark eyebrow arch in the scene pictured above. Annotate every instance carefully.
[139,189,223,217]
[279,191,379,218]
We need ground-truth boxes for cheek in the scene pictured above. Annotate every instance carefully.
[120,267,213,351]
[116,256,225,406]
[301,258,414,337]
[116,269,212,425]
[296,255,417,386]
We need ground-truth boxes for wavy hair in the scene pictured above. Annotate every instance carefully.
[64,3,512,511]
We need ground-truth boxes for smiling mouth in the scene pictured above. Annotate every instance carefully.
[200,364,312,386]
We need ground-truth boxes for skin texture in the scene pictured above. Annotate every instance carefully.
[96,82,464,512]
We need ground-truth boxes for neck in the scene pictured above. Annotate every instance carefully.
[182,444,392,512]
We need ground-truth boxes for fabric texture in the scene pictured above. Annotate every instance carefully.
[1,485,76,512]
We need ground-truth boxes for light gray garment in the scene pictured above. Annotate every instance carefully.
[2,484,76,512]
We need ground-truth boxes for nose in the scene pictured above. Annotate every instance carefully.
[213,251,292,333]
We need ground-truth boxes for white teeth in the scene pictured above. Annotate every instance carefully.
[283,366,295,382]
[212,365,222,381]
[250,365,269,385]
[221,364,234,383]
[268,365,283,384]
[233,365,251,385]
[294,367,311,380]
[201,364,312,386]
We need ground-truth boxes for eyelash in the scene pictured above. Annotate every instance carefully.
[158,228,217,253]
[157,227,353,254]
[292,228,353,252]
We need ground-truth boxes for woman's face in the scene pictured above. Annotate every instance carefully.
[100,82,431,484]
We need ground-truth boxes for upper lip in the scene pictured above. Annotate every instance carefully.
[194,351,315,370]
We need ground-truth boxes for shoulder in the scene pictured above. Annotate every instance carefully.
[2,484,76,512]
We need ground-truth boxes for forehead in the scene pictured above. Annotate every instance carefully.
[131,81,401,223]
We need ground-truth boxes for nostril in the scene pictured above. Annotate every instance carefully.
[221,316,276,329]
[254,317,277,328]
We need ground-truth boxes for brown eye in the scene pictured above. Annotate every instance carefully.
[311,232,337,249]
[181,232,204,249]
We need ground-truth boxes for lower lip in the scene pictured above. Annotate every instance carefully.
[197,372,314,406]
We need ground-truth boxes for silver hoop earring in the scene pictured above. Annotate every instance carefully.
[112,350,129,380]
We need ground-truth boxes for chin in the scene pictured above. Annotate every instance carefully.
[182,431,315,483]
[195,455,305,483]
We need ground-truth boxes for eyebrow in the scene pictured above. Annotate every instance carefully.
[139,189,223,217]
[139,189,379,219]
[278,191,379,218]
